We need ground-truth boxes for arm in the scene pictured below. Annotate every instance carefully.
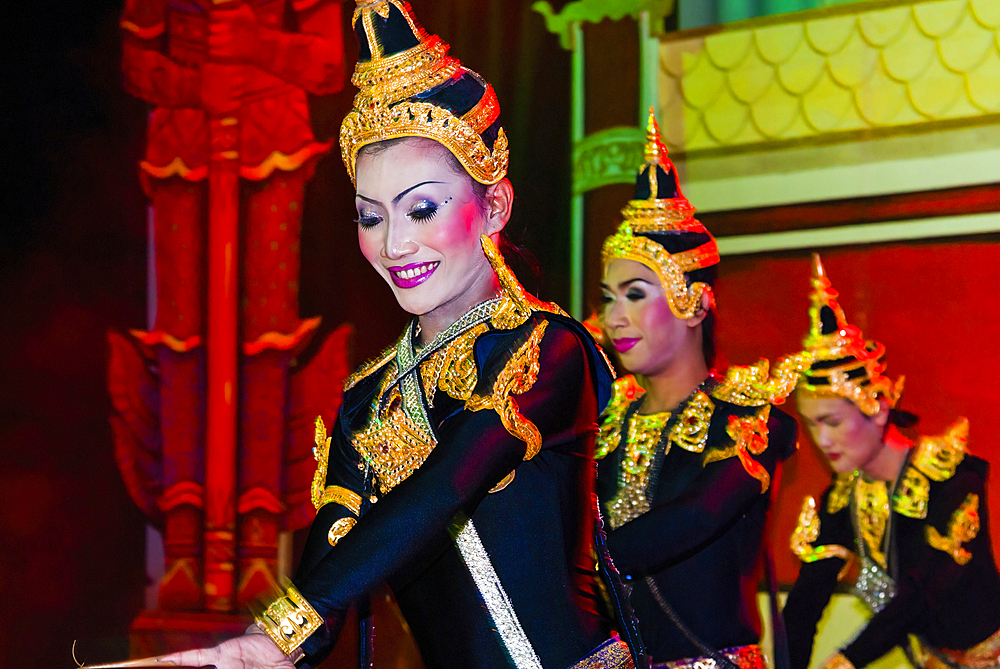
[293,323,593,665]
[208,1,346,95]
[120,0,201,108]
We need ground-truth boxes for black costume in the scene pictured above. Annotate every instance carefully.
[785,424,1000,669]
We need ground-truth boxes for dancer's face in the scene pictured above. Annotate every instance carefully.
[797,396,888,474]
[600,259,705,377]
[355,139,507,321]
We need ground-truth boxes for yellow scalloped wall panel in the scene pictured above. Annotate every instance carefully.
[749,82,801,137]
[938,13,995,71]
[970,0,1000,28]
[754,23,806,65]
[906,58,966,116]
[913,0,969,37]
[858,7,912,47]
[967,50,1000,110]
[880,21,937,81]
[658,0,1000,154]
[728,49,776,103]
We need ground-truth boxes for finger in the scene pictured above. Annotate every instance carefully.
[81,657,178,668]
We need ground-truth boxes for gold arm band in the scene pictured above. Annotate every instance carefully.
[254,583,323,656]
[316,485,363,515]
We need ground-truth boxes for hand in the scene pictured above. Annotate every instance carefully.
[209,4,261,64]
[159,632,296,669]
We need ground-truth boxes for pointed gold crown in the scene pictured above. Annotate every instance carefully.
[339,0,508,186]
[601,109,719,319]
[794,254,903,415]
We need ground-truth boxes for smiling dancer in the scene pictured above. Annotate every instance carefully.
[782,256,1000,669]
[594,111,798,669]
[135,1,644,668]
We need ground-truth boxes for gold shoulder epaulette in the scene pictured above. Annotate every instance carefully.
[703,405,771,492]
[912,417,968,482]
[710,355,808,407]
[791,496,853,575]
[595,376,644,460]
[827,472,857,514]
[344,344,397,391]
[926,493,980,565]
[892,464,930,519]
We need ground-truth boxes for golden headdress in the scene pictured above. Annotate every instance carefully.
[601,110,720,319]
[793,254,903,415]
[340,0,508,186]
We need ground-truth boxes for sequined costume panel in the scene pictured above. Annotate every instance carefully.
[596,396,798,663]
[291,313,620,669]
[783,451,1000,669]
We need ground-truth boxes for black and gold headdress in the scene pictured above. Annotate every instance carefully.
[793,254,903,415]
[340,0,508,185]
[601,110,720,319]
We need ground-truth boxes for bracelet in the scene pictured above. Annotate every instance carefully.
[253,583,323,657]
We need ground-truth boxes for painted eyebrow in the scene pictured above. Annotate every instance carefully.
[355,181,446,207]
[599,278,653,290]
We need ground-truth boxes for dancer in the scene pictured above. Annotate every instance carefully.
[783,255,1000,669]
[595,111,798,669]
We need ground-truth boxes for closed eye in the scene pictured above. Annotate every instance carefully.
[355,212,382,229]
[408,201,438,222]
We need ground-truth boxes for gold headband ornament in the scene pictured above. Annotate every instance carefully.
[601,110,720,320]
[340,0,508,186]
[791,254,903,416]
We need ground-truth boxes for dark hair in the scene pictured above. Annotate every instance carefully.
[356,137,541,291]
[638,230,718,369]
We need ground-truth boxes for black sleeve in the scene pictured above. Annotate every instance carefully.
[293,322,595,664]
[843,470,987,668]
[606,410,788,575]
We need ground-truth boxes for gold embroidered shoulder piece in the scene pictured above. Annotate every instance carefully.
[706,405,771,493]
[791,496,854,576]
[595,376,644,460]
[926,493,980,565]
[892,464,930,519]
[467,320,549,460]
[912,418,968,482]
[669,390,714,453]
[422,322,490,406]
[856,476,890,568]
[344,345,397,391]
[710,356,808,407]
[828,472,858,514]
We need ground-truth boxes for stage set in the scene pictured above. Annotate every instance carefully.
[3,0,999,668]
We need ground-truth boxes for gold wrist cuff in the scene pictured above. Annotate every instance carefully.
[254,583,323,656]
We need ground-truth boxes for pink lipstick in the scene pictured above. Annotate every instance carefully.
[388,261,439,288]
[612,337,640,353]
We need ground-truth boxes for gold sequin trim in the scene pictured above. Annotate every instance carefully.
[711,356,809,407]
[668,391,714,454]
[254,583,323,656]
[927,493,980,565]
[595,376,644,460]
[315,485,362,516]
[344,346,396,391]
[568,637,635,669]
[328,517,357,546]
[453,519,543,669]
[467,321,549,460]
[856,476,890,568]
[892,465,929,519]
[791,496,854,578]
[828,472,858,514]
[912,418,968,482]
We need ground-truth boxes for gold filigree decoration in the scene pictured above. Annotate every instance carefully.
[352,368,438,495]
[722,405,772,493]
[602,222,715,320]
[466,321,549,460]
[595,375,644,460]
[315,485,363,516]
[344,345,397,391]
[668,390,714,454]
[254,583,323,656]
[341,101,508,186]
[567,638,634,669]
[791,496,854,580]
[482,235,565,331]
[828,472,858,514]
[328,517,357,546]
[605,410,671,529]
[426,323,489,404]
[712,356,811,407]
[855,476,890,568]
[892,465,929,520]
[311,416,333,510]
[912,418,968,482]
[927,493,980,566]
